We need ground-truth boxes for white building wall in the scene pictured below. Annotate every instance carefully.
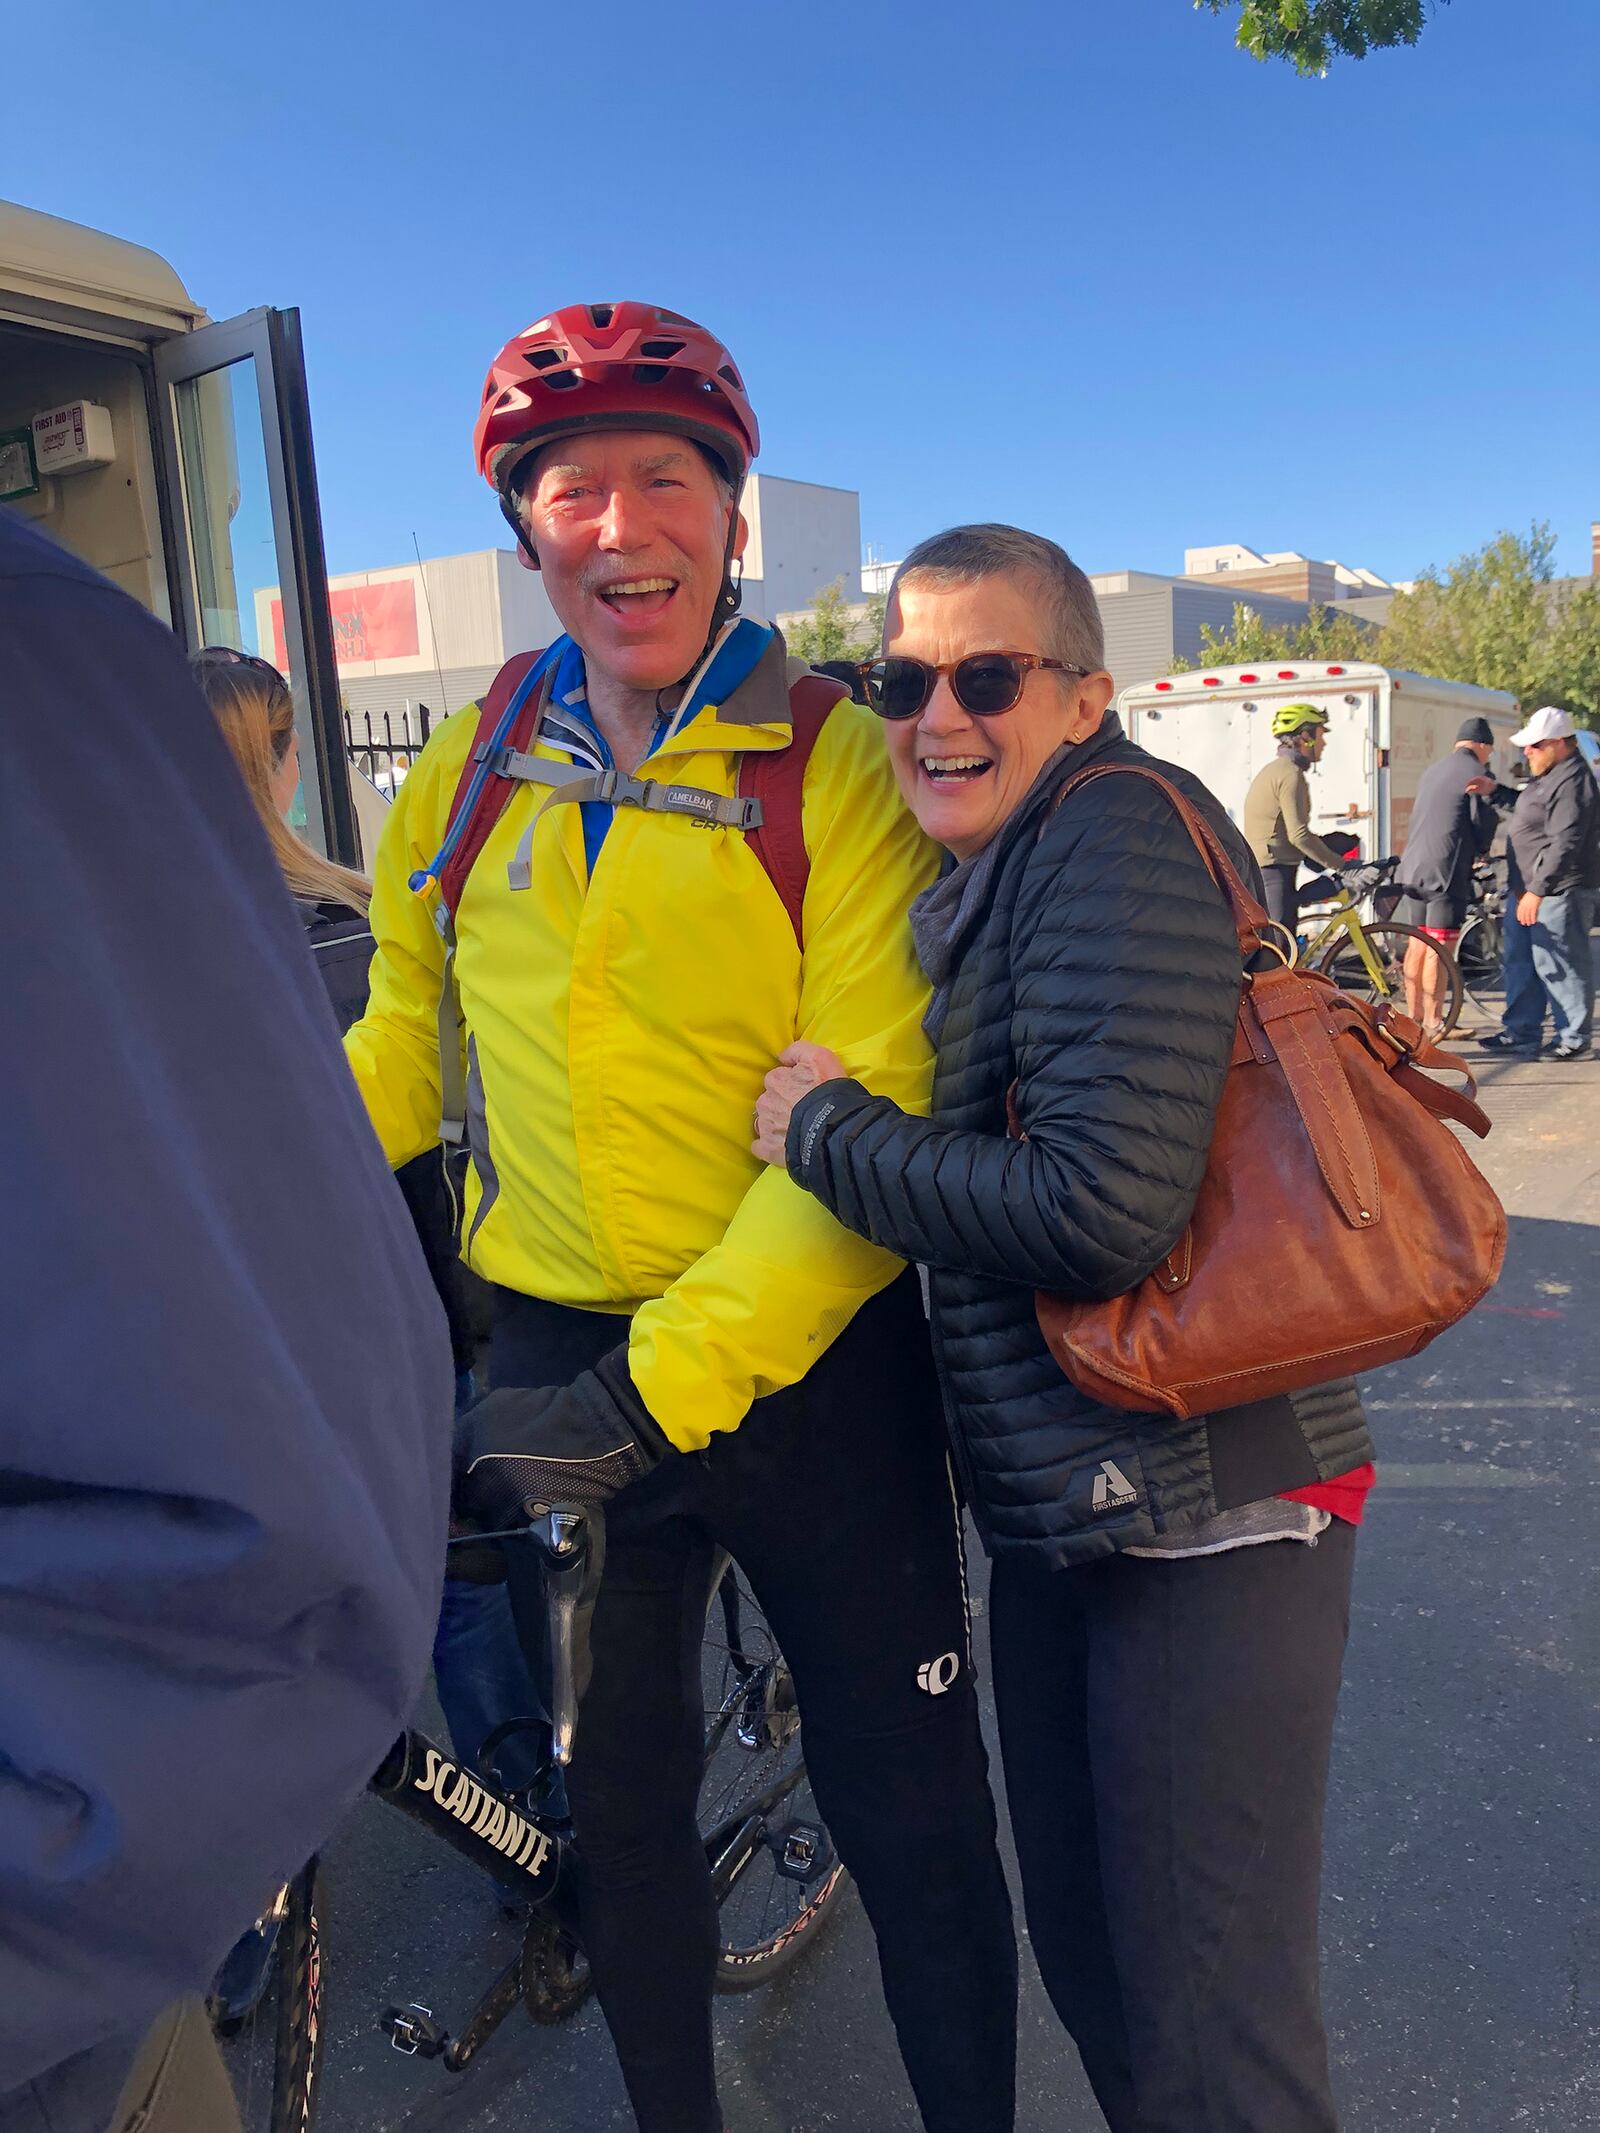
[738,475,861,622]
[421,550,502,667]
[495,547,565,653]
[1184,542,1268,576]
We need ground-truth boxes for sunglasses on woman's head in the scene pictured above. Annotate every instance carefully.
[198,645,288,685]
[856,652,1090,722]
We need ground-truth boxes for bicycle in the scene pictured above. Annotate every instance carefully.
[210,1512,848,2131]
[1296,856,1465,1038]
[1455,854,1508,1016]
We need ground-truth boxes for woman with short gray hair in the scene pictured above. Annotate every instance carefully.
[754,524,1373,2131]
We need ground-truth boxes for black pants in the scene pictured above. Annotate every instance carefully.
[1262,863,1301,934]
[489,1273,1018,2133]
[989,1522,1355,2133]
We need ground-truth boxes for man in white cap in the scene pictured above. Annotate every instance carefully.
[1480,707,1600,1060]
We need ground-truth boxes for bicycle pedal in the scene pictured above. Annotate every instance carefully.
[770,1819,832,1884]
[382,2003,450,2058]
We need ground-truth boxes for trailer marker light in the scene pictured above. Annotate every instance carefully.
[1154,681,1173,691]
[1277,669,1297,679]
[1326,665,1346,675]
[1238,672,1259,683]
[1202,675,1221,686]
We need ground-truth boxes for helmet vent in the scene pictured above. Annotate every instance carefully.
[544,370,581,391]
[717,364,743,390]
[655,309,694,327]
[632,364,670,384]
[525,346,565,371]
[639,337,686,359]
[588,303,616,328]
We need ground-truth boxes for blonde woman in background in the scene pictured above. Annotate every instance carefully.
[193,648,554,1870]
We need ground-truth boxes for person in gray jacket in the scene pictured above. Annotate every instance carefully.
[1480,706,1600,1060]
[0,514,452,2133]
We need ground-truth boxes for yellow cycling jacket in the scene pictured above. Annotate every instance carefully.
[345,635,940,1452]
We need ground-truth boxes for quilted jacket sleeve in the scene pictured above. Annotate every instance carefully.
[786,775,1243,1298]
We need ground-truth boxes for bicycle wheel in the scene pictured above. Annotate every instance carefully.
[1457,910,1504,1013]
[210,1859,325,2133]
[1317,921,1464,1037]
[698,1562,850,1991]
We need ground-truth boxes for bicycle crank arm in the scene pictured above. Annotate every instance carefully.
[706,1810,765,1906]
[443,1951,527,2071]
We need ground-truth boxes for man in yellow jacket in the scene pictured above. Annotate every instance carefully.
[347,303,1015,2133]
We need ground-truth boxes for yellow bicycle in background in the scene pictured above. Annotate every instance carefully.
[1294,857,1464,1037]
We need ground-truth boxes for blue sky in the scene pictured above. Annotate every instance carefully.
[14,0,1597,583]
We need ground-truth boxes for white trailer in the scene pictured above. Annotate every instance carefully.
[1119,661,1519,860]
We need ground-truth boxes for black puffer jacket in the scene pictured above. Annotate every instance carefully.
[788,717,1372,1568]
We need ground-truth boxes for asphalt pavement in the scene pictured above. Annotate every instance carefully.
[311,1030,1599,2133]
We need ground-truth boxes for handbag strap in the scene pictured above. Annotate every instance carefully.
[1251,971,1382,1227]
[1051,760,1270,957]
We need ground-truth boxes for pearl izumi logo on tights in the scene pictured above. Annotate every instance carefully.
[916,1652,961,1695]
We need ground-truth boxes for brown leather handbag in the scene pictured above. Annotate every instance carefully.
[1026,764,1507,1421]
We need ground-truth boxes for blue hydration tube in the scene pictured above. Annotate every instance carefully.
[407,641,566,901]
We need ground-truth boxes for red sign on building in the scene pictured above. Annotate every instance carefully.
[273,579,421,669]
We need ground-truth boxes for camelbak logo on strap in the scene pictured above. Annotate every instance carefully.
[500,759,763,891]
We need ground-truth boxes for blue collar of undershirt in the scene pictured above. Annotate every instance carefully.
[543,617,776,873]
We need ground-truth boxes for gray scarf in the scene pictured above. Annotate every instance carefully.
[909,741,1077,1041]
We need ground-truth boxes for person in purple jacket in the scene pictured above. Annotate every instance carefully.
[0,512,452,2133]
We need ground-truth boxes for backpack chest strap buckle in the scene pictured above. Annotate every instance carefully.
[504,771,765,889]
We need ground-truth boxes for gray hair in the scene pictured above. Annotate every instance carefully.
[890,523,1106,674]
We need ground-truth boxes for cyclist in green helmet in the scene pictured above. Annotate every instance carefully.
[1243,703,1351,931]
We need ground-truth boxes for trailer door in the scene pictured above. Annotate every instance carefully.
[153,307,354,864]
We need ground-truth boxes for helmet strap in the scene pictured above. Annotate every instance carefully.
[695,482,748,665]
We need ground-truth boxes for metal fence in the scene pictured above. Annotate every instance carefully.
[344,705,433,794]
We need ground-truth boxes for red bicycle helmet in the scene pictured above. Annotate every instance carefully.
[474,302,759,556]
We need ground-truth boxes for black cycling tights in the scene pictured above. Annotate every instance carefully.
[488,1274,1018,2133]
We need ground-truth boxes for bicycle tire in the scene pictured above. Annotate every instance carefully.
[697,1562,851,1992]
[213,1859,325,2133]
[1456,910,1504,1012]
[1316,920,1464,1037]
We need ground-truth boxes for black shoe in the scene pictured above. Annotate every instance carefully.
[1477,1030,1540,1054]
[1548,1040,1591,1061]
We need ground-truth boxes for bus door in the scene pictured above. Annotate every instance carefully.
[153,307,354,864]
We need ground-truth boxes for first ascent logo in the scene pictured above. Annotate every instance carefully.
[412,1747,553,1879]
[1091,1460,1138,1514]
[916,1652,962,1696]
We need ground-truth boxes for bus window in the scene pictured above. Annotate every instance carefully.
[155,308,351,864]
[171,359,275,653]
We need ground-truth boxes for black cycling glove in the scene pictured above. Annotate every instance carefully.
[452,1346,672,1535]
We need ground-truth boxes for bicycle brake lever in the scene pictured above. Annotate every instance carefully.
[526,1505,605,1769]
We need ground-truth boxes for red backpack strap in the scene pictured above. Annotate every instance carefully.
[438,649,548,917]
[737,672,847,946]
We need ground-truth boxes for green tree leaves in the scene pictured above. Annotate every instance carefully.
[1170,599,1378,671]
[1178,530,1600,727]
[1196,0,1445,74]
[784,579,885,665]
[1381,526,1600,725]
